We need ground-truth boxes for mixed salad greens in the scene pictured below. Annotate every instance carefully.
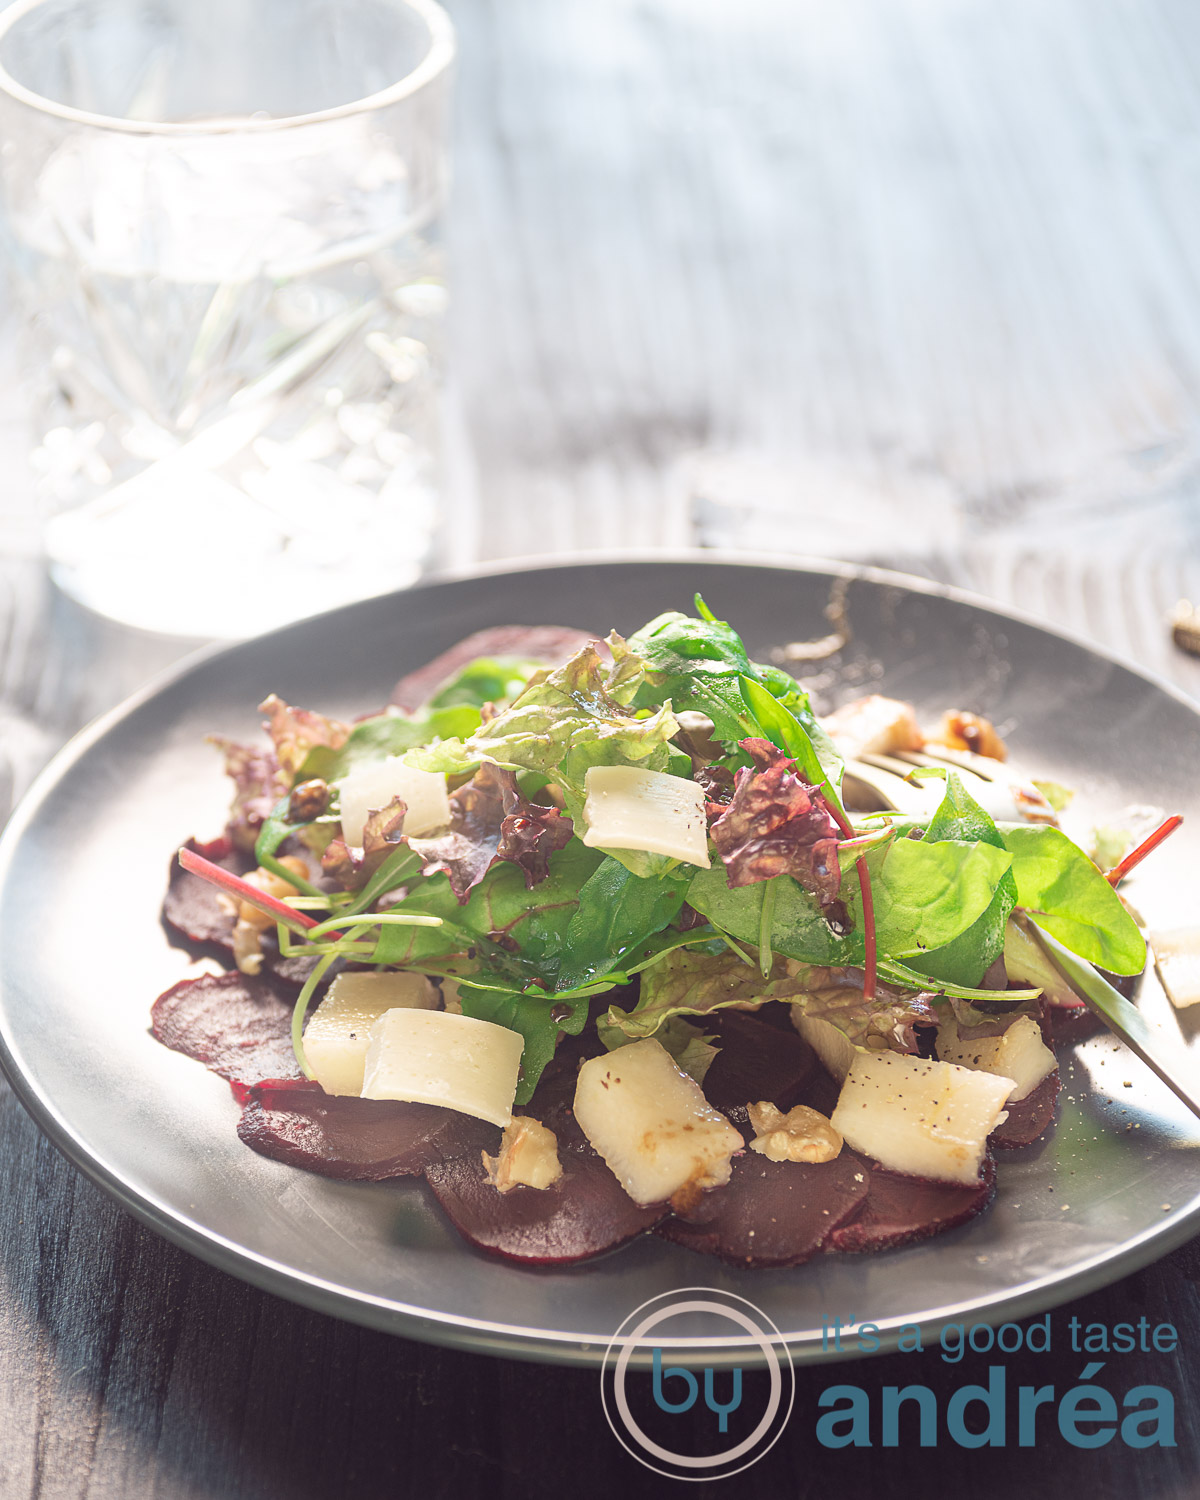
[189,597,1148,1109]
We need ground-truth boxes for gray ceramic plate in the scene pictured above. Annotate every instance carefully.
[2,556,1200,1368]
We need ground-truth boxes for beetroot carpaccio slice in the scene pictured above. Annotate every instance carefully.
[702,1011,816,1114]
[656,1146,871,1268]
[151,972,302,1090]
[238,1084,495,1181]
[162,836,247,947]
[389,625,597,711]
[827,1157,997,1253]
[990,1070,1061,1149]
[424,1113,666,1266]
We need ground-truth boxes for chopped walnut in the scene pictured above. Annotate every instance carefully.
[482,1117,563,1192]
[929,710,1007,762]
[230,857,309,975]
[822,695,924,761]
[747,1102,843,1164]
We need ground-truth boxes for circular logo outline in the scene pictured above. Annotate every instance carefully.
[600,1287,795,1481]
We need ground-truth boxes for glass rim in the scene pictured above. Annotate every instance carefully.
[0,0,454,134]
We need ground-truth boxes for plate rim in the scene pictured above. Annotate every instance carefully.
[3,551,1200,1367]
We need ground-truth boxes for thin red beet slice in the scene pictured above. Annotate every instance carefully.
[990,1070,1061,1149]
[151,972,303,1090]
[424,1114,664,1266]
[703,1010,816,1113]
[1044,1006,1106,1045]
[656,1145,871,1268]
[162,836,247,946]
[828,1156,996,1253]
[238,1084,495,1181]
[389,626,596,710]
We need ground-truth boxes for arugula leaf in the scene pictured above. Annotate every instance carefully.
[456,982,590,1105]
[1001,824,1146,974]
[371,838,606,982]
[556,857,687,991]
[252,795,324,897]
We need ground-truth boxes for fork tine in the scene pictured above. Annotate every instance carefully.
[887,747,1005,783]
[842,758,939,816]
[844,752,1037,824]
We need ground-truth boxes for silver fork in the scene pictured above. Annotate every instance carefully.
[842,746,1055,823]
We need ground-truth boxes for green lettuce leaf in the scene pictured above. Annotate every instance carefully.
[407,639,678,790]
[596,1011,720,1083]
[604,947,938,1051]
[298,705,482,784]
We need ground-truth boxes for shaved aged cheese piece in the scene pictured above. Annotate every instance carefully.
[936,1015,1056,1102]
[580,766,711,868]
[305,971,438,1096]
[1150,928,1200,1009]
[791,1010,858,1082]
[573,1039,742,1207]
[338,756,450,847]
[362,1009,523,1128]
[483,1117,563,1192]
[831,1051,1015,1185]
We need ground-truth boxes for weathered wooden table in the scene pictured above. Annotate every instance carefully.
[3,0,1200,1493]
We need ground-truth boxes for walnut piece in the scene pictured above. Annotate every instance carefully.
[822,695,924,761]
[482,1116,563,1193]
[930,710,1007,762]
[747,1102,843,1164]
[231,857,309,975]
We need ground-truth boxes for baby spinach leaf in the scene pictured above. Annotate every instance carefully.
[555,858,687,991]
[907,773,1018,984]
[425,655,548,711]
[867,837,1013,958]
[1001,824,1146,974]
[686,865,861,967]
